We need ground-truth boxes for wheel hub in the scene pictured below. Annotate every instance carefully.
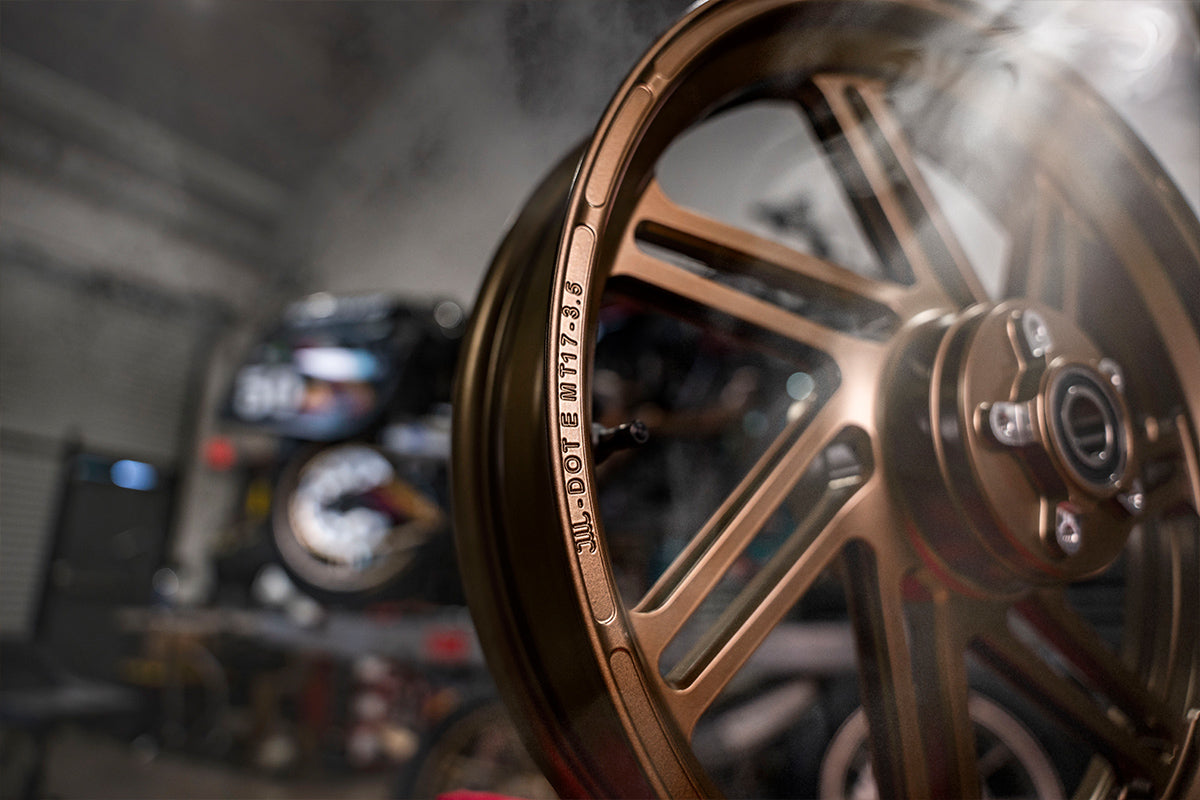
[889,302,1140,595]
[1049,365,1128,491]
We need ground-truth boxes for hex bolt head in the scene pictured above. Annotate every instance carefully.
[1054,505,1083,556]
[1019,310,1053,358]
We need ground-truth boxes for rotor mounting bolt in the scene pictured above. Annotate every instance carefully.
[1054,504,1083,556]
[1097,358,1125,394]
[1118,479,1146,515]
[1019,310,1053,358]
[987,401,1036,447]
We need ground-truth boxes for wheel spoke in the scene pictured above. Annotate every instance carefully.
[1004,173,1087,315]
[907,588,982,799]
[838,539,981,799]
[609,237,881,364]
[800,74,986,307]
[652,478,859,737]
[1128,515,1200,717]
[627,178,913,324]
[1016,590,1177,740]
[629,407,866,734]
[1174,414,1200,515]
[973,614,1173,786]
[634,402,848,632]
[1134,413,1200,517]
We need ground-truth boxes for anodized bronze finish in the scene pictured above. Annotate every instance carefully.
[453,1,1200,797]
[889,302,1141,595]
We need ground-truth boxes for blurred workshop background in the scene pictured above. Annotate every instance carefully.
[0,2,1196,799]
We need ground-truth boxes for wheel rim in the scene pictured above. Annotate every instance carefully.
[275,443,443,596]
[454,1,1200,797]
[406,700,556,799]
[819,694,1065,800]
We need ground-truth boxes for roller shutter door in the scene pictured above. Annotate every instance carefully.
[0,257,217,635]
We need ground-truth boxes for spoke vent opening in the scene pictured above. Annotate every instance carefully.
[653,434,870,690]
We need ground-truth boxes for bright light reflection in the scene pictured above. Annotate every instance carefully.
[786,372,816,401]
[111,459,159,491]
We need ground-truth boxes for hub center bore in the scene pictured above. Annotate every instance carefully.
[887,302,1140,596]
[1049,367,1127,490]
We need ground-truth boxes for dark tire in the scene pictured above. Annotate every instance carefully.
[393,696,555,800]
[271,442,456,605]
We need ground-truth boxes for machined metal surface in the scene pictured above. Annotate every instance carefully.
[454,1,1200,797]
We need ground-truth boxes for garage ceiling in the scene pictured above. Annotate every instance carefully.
[0,1,688,194]
[1,2,459,191]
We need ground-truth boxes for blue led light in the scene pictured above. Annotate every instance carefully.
[111,459,159,491]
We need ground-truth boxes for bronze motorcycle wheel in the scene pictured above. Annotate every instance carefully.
[454,1,1200,797]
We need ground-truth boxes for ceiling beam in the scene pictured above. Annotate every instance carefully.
[1,50,289,226]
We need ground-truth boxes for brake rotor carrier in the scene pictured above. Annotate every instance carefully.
[891,301,1140,596]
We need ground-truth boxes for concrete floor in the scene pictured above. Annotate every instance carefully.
[42,727,393,800]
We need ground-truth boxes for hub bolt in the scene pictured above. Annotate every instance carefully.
[987,401,1036,447]
[1118,479,1146,515]
[1097,358,1125,394]
[1019,310,1053,358]
[1054,504,1083,556]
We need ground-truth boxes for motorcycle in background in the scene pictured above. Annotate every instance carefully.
[222,291,466,606]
